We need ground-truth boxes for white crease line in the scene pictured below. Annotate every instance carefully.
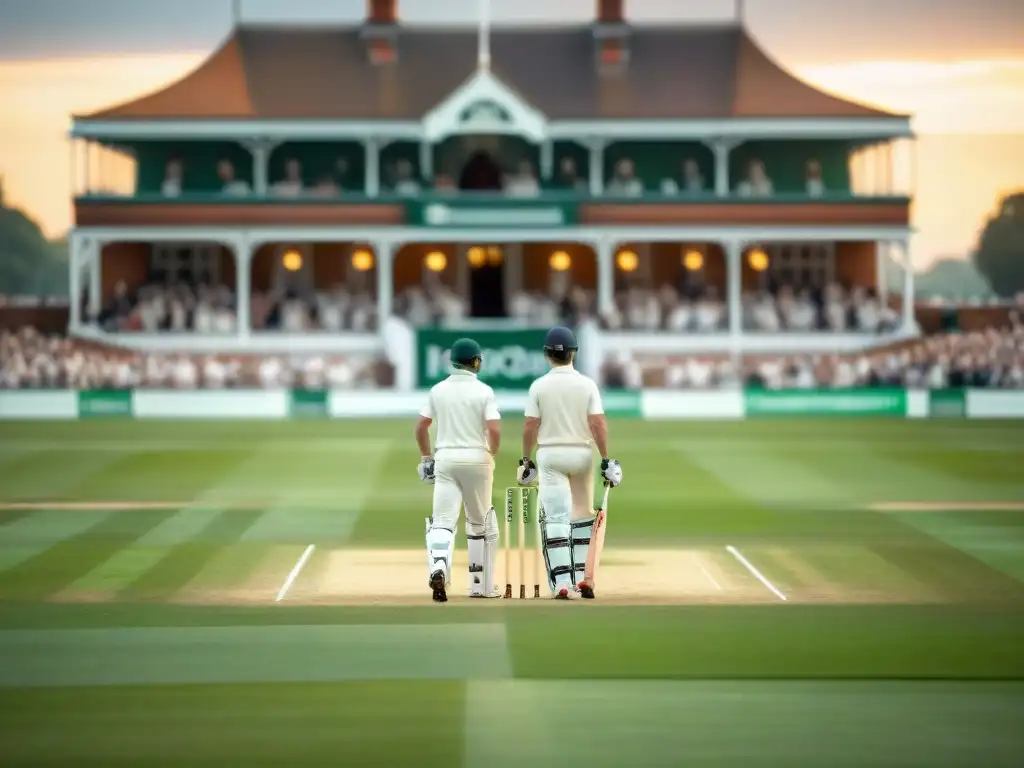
[275,544,315,602]
[694,555,722,590]
[726,545,787,601]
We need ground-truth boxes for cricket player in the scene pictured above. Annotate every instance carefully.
[416,338,501,603]
[517,326,622,600]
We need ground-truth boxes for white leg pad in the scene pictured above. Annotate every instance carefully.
[541,520,573,591]
[483,506,499,595]
[466,514,486,596]
[570,517,594,588]
[425,518,455,586]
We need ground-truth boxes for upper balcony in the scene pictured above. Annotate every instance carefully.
[70,12,913,233]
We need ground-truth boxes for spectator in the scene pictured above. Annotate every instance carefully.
[271,159,304,196]
[661,159,705,195]
[161,158,183,197]
[606,159,644,197]
[805,159,825,198]
[555,157,587,192]
[391,159,421,196]
[505,160,540,197]
[736,159,773,197]
[217,159,251,196]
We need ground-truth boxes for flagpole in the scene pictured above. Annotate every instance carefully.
[478,0,491,70]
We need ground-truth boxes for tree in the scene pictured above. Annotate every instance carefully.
[973,191,1024,297]
[0,203,68,298]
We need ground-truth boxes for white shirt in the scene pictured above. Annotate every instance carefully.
[421,369,500,454]
[525,364,603,448]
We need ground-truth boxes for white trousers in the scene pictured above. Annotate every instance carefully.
[536,446,595,525]
[431,450,494,530]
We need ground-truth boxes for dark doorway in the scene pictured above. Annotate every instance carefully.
[460,151,506,317]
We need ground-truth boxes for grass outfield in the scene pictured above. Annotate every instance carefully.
[0,418,1023,766]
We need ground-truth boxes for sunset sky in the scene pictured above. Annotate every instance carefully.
[1,0,1022,268]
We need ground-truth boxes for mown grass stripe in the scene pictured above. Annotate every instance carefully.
[0,510,32,528]
[184,542,275,591]
[0,509,177,600]
[119,509,263,601]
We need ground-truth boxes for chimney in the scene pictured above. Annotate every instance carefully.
[364,0,397,64]
[594,0,629,71]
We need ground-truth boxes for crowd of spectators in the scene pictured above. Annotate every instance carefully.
[602,325,1024,390]
[96,280,237,333]
[394,280,593,329]
[157,154,827,199]
[601,282,901,333]
[251,287,377,332]
[0,328,392,389]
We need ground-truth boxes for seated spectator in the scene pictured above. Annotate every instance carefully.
[271,159,304,196]
[505,160,541,197]
[317,285,349,332]
[606,159,644,197]
[555,157,587,192]
[433,173,457,194]
[217,159,251,196]
[161,158,183,197]
[805,159,825,198]
[660,158,705,195]
[736,159,773,197]
[750,291,780,331]
[823,283,847,331]
[310,174,340,197]
[391,159,421,196]
[694,288,725,332]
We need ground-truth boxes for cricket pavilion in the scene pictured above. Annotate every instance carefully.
[68,0,916,390]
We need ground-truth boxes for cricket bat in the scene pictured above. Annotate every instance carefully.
[583,482,611,588]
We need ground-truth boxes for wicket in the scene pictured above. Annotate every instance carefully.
[503,486,545,599]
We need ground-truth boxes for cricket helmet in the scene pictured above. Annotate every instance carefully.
[543,325,578,363]
[450,337,483,372]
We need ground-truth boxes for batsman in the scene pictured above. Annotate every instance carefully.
[416,338,502,603]
[517,326,622,599]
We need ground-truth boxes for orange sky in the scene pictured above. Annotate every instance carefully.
[0,51,1022,268]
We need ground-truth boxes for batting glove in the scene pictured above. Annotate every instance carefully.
[600,458,622,487]
[418,457,436,484]
[517,457,538,486]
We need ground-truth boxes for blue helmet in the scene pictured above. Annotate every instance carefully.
[543,326,578,362]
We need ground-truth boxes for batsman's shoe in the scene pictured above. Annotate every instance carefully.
[554,583,580,600]
[429,569,448,603]
[469,585,502,599]
[577,581,595,599]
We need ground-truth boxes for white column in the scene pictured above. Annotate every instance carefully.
[712,140,733,197]
[376,240,394,323]
[247,141,274,196]
[69,234,82,329]
[88,239,102,320]
[588,140,606,195]
[235,237,252,337]
[540,140,553,181]
[419,142,433,182]
[726,240,742,334]
[900,239,915,330]
[876,241,885,297]
[364,138,380,196]
[596,237,614,314]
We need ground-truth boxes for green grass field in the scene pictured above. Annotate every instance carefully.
[1,418,1023,766]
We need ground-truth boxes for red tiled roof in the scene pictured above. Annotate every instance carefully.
[80,25,904,122]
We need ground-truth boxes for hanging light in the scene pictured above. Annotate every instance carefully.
[616,249,638,272]
[282,249,303,272]
[351,249,374,272]
[748,248,769,272]
[549,250,571,271]
[425,251,447,272]
[467,246,486,268]
[682,249,704,271]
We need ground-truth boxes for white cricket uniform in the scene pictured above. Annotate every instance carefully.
[526,364,604,591]
[422,369,500,595]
